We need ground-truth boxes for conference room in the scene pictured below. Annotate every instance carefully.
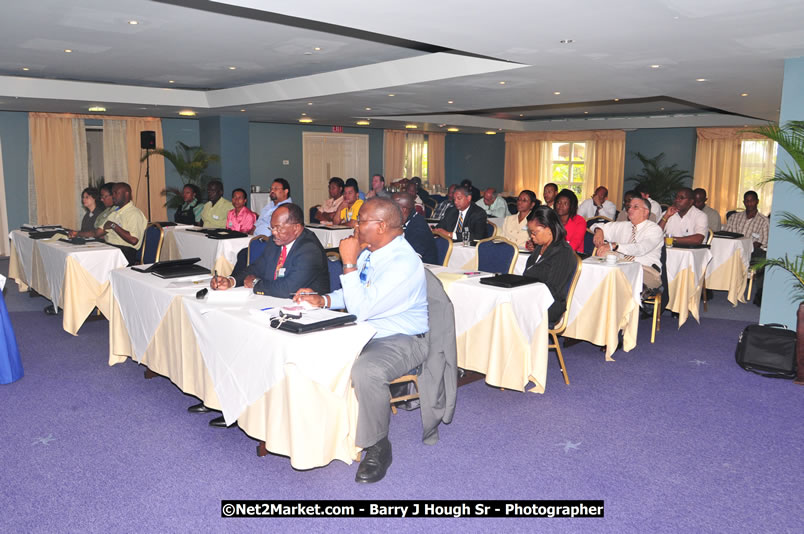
[1,1,801,531]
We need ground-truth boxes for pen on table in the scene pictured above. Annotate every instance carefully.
[260,307,274,311]
[290,291,317,297]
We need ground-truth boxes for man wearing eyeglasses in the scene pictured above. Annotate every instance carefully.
[294,197,429,484]
[210,203,329,297]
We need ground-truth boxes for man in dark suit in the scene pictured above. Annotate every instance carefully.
[433,185,488,241]
[393,192,438,264]
[210,203,329,297]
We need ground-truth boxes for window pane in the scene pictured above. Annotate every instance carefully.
[552,164,569,182]
[568,183,584,196]
[572,142,586,161]
[572,163,585,183]
[421,140,429,182]
[552,143,570,161]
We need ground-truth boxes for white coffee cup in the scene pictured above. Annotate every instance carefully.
[605,253,618,264]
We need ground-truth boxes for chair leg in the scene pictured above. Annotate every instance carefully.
[551,332,570,385]
[746,272,754,301]
[651,297,660,343]
[391,404,398,415]
[702,280,708,312]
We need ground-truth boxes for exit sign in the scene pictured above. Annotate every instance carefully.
[332,126,343,133]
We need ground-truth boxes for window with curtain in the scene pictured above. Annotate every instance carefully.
[86,126,104,188]
[551,141,586,195]
[403,134,429,183]
[739,139,776,214]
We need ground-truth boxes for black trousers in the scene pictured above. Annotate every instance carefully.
[110,244,140,266]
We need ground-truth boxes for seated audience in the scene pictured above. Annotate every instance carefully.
[434,186,488,241]
[432,184,456,220]
[254,178,292,237]
[366,174,390,199]
[393,192,438,264]
[346,177,366,201]
[543,182,558,209]
[79,187,101,233]
[212,203,329,297]
[476,188,508,218]
[226,188,257,234]
[659,187,708,245]
[404,181,425,215]
[314,177,345,224]
[410,176,431,205]
[693,187,722,233]
[616,190,658,223]
[635,184,663,221]
[460,179,481,203]
[592,197,664,293]
[200,180,233,228]
[578,186,617,220]
[294,197,429,484]
[103,183,148,266]
[724,190,769,305]
[174,184,203,225]
[522,206,577,324]
[553,189,586,253]
[501,190,537,248]
[334,181,363,228]
[94,183,117,232]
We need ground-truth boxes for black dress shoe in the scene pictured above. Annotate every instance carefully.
[44,305,58,315]
[355,437,392,484]
[209,416,229,428]
[187,402,211,413]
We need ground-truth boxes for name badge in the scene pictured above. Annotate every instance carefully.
[751,232,760,239]
[278,268,286,278]
[213,214,220,220]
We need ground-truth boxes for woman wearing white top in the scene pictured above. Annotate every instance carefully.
[501,190,538,248]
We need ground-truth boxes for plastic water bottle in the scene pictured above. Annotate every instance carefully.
[462,227,471,247]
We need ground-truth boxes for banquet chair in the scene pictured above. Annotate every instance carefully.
[140,223,164,264]
[247,235,269,266]
[326,251,343,292]
[485,221,497,239]
[701,229,715,311]
[549,253,583,385]
[433,233,453,266]
[585,215,612,229]
[424,198,437,218]
[583,229,597,256]
[477,238,518,274]
[642,245,669,343]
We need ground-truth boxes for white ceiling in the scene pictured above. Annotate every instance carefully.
[1,0,803,133]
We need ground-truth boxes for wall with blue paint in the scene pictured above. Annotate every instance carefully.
[0,111,30,229]
[759,56,804,328]
[623,128,697,194]
[445,133,505,191]
[160,118,200,220]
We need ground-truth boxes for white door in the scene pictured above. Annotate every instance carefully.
[302,133,369,222]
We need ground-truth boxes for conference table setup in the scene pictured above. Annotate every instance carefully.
[306,224,355,249]
[9,229,128,335]
[103,267,376,470]
[160,227,250,276]
[705,237,754,306]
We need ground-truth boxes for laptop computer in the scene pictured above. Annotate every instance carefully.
[131,257,210,278]
[479,273,540,288]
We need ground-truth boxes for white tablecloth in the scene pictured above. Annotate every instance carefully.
[666,247,713,326]
[250,192,271,213]
[9,230,36,289]
[706,237,753,305]
[307,226,354,249]
[162,229,250,273]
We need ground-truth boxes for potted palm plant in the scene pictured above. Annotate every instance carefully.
[142,142,220,209]
[749,120,804,383]
[628,152,692,205]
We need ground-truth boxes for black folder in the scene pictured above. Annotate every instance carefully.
[479,274,540,288]
[269,313,357,334]
[131,257,210,278]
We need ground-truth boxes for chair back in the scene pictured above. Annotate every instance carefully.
[433,233,453,266]
[477,238,518,274]
[140,223,164,264]
[505,198,518,215]
[247,235,269,266]
[585,215,612,228]
[424,197,438,218]
[326,252,343,291]
[706,228,714,245]
[583,229,596,256]
[725,209,739,222]
[550,253,583,334]
[485,221,497,239]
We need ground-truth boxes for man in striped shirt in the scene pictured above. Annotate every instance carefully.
[724,190,769,305]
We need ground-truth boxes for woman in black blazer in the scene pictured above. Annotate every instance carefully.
[523,205,578,325]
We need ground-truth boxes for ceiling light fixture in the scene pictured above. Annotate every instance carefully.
[88,106,106,112]
[179,110,196,116]
[228,66,237,70]
[128,20,138,25]
[356,120,371,126]
[499,81,506,85]
[314,47,321,51]
[22,67,29,71]
[741,93,749,97]
[650,64,661,69]
[559,39,574,44]
[365,107,371,111]
[695,78,707,82]
[447,127,459,132]
[447,100,454,104]
[240,109,246,112]
[553,91,561,95]
[168,80,175,84]
[485,131,497,135]
[299,117,313,123]
[64,49,72,53]
[387,93,395,97]
[405,124,418,129]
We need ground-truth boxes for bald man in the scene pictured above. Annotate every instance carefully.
[103,182,147,265]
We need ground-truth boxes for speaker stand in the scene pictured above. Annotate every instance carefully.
[144,148,151,221]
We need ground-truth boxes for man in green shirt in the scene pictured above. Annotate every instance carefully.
[200,180,232,228]
[104,183,148,266]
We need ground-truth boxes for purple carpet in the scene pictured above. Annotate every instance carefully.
[1,303,801,533]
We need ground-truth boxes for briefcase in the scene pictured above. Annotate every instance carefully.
[735,323,797,379]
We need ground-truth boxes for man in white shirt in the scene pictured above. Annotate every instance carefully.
[693,188,722,233]
[659,187,708,245]
[543,182,558,209]
[592,197,664,290]
[578,186,617,220]
[635,185,663,221]
[475,188,508,218]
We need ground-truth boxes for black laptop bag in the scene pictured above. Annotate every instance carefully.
[735,323,797,379]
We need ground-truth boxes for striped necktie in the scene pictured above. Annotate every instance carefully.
[273,245,287,280]
[456,212,464,235]
[622,224,637,261]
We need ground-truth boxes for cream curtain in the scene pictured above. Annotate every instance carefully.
[29,113,77,226]
[739,139,776,215]
[72,118,89,228]
[404,133,425,179]
[0,138,10,255]
[693,128,767,222]
[383,130,406,181]
[103,120,128,184]
[126,118,166,221]
[587,130,626,207]
[427,132,446,187]
[503,133,551,196]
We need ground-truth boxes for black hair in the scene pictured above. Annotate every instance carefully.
[520,189,538,205]
[544,182,558,193]
[282,203,304,226]
[527,205,567,245]
[329,177,345,190]
[232,188,248,202]
[100,183,115,196]
[273,178,291,195]
[81,187,101,212]
[744,190,758,201]
[344,178,360,190]
[183,183,201,198]
[555,188,579,218]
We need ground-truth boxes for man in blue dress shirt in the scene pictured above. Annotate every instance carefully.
[295,197,429,483]
[254,178,292,237]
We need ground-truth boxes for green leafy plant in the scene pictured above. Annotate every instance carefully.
[142,142,220,209]
[748,120,804,302]
[628,152,692,205]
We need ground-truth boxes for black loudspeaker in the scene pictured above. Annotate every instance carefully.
[140,130,156,150]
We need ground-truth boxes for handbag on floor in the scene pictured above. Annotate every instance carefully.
[735,323,797,379]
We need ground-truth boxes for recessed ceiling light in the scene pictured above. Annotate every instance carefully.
[128,20,138,25]
[88,106,106,112]
[405,124,418,129]
[447,127,460,132]
[365,107,371,111]
[584,111,589,114]
[299,117,313,123]
[695,78,707,82]
[499,81,506,85]
[559,39,574,44]
[553,91,561,95]
[314,47,321,51]
[228,66,237,70]
[660,107,665,111]
[356,120,371,126]
[168,80,175,84]
[614,98,620,102]
[519,114,524,117]
[301,112,307,116]
[650,64,661,69]
[307,102,313,106]
[64,49,72,53]
[485,131,497,135]
[388,93,395,97]
[179,110,196,116]
[447,100,454,104]
[240,109,246,112]
[741,93,749,97]
[22,67,29,71]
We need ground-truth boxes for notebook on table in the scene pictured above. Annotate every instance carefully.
[479,274,540,288]
[131,257,210,278]
[205,229,248,240]
[269,309,357,334]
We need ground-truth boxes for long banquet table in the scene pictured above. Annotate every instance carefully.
[103,268,376,469]
[161,228,250,276]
